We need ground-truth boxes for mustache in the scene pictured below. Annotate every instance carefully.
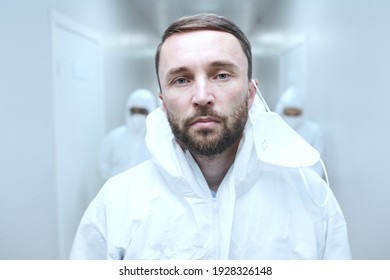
[183,105,225,127]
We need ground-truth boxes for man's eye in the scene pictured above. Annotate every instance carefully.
[217,73,230,80]
[174,78,188,85]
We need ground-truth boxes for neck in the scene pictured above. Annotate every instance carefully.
[191,138,241,192]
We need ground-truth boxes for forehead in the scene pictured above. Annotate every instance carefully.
[158,30,247,75]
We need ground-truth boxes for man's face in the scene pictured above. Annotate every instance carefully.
[158,30,256,156]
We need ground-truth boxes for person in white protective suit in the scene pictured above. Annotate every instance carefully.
[98,89,156,182]
[70,13,351,260]
[275,87,325,177]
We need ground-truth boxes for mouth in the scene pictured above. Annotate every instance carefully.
[191,117,220,129]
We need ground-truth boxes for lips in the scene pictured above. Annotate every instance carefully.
[191,117,219,125]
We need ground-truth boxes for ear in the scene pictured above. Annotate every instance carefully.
[247,79,258,110]
[159,92,166,112]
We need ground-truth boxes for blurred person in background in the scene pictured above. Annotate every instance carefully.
[275,86,325,178]
[99,88,156,182]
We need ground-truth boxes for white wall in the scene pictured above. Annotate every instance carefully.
[0,0,155,259]
[258,0,390,259]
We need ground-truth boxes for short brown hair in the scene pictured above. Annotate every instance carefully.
[155,13,252,89]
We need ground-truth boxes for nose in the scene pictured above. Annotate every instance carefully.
[192,79,215,107]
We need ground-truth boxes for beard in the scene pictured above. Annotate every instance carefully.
[166,97,249,156]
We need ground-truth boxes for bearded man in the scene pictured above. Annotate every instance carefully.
[70,13,351,260]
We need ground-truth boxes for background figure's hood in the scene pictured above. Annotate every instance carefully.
[126,88,157,131]
[274,86,306,115]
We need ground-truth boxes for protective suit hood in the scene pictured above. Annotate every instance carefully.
[275,86,306,114]
[126,88,156,131]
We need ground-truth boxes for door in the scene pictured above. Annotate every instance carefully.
[52,12,105,259]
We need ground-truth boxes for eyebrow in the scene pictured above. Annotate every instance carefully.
[166,66,190,81]
[209,60,239,71]
[165,60,239,81]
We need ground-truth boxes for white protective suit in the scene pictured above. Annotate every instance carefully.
[275,87,325,177]
[71,94,351,260]
[99,89,156,182]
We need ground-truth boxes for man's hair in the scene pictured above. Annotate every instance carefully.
[155,13,252,89]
